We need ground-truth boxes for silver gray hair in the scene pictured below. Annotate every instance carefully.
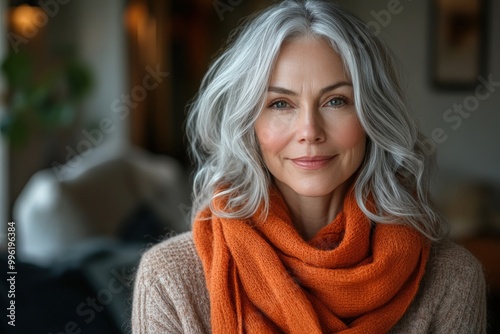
[186,0,448,240]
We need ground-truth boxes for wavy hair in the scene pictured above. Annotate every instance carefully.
[186,0,448,240]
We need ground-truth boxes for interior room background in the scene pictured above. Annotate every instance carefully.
[0,0,498,333]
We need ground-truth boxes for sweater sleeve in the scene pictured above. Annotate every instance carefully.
[429,241,487,334]
[132,246,183,334]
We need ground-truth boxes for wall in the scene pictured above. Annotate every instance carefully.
[336,0,500,185]
[73,0,128,153]
[48,0,129,167]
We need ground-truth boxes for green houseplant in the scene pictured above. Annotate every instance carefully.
[0,51,93,147]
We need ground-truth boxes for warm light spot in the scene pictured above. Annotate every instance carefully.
[124,2,148,32]
[124,2,157,61]
[10,5,45,35]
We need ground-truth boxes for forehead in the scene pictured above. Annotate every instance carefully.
[269,37,349,85]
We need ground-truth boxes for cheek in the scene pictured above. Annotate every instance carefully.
[255,115,291,153]
[332,116,366,151]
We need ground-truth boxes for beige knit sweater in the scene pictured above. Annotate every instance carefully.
[132,232,487,333]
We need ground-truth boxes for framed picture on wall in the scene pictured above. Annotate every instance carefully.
[430,0,489,90]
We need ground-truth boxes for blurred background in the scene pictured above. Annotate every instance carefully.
[0,0,498,333]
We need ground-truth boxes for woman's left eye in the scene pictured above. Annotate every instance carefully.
[325,97,347,107]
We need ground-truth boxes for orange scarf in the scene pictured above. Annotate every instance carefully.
[193,188,430,333]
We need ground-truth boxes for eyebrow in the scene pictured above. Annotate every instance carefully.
[267,81,353,96]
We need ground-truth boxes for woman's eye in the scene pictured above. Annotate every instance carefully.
[326,97,346,107]
[270,100,290,109]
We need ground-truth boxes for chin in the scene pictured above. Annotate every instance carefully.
[287,182,342,198]
[281,174,355,198]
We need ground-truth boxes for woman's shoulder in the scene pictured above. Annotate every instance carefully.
[428,239,484,279]
[425,238,485,297]
[146,231,197,259]
[135,231,202,284]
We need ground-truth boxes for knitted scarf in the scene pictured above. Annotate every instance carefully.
[193,187,430,333]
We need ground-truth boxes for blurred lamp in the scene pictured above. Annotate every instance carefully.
[10,5,44,34]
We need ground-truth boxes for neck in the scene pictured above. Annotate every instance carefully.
[275,182,350,240]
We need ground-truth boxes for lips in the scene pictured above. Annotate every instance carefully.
[290,156,335,170]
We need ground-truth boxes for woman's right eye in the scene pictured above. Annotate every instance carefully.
[270,100,290,109]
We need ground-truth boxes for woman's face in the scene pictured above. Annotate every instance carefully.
[255,37,366,198]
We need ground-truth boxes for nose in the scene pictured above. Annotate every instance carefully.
[296,106,326,143]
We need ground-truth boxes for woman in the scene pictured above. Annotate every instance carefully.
[132,1,487,333]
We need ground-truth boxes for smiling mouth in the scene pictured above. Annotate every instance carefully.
[291,156,335,170]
